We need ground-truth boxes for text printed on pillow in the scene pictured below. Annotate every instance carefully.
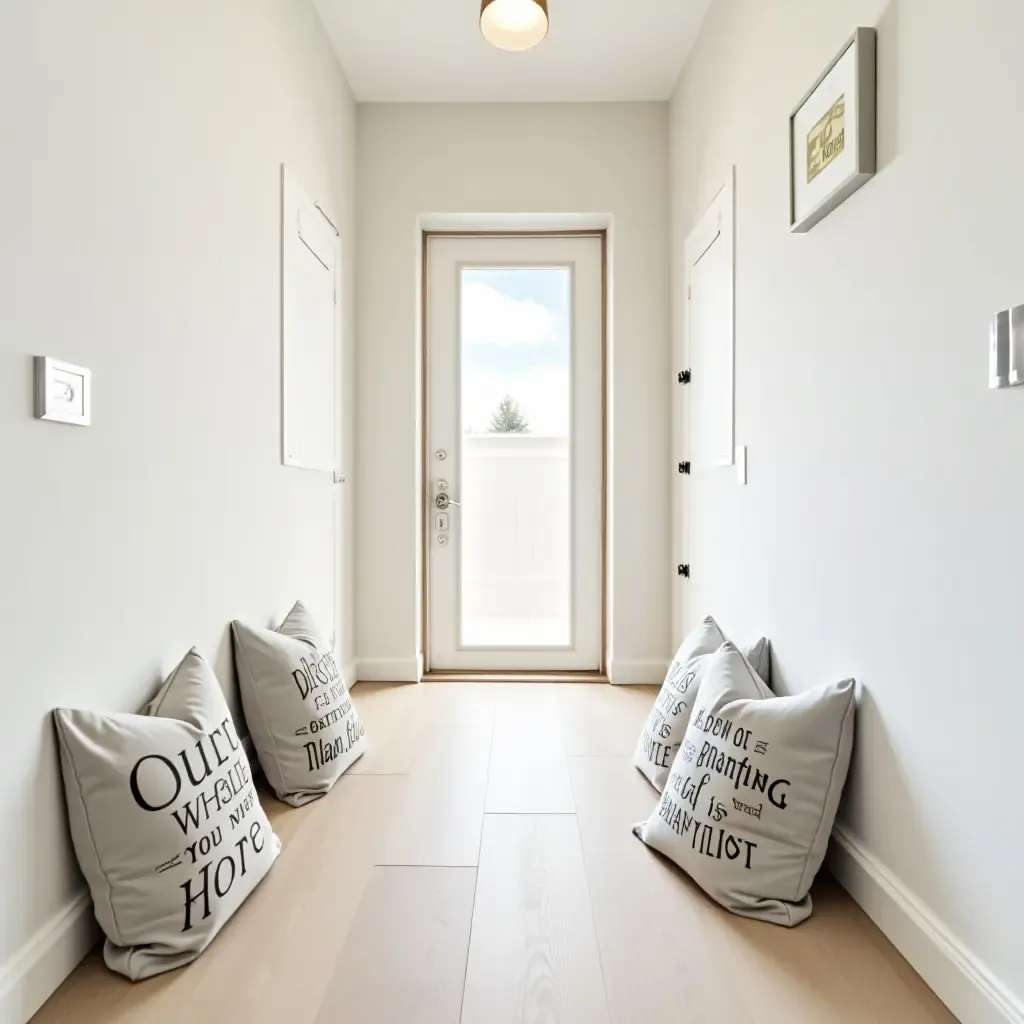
[290,649,365,775]
[653,706,792,873]
[128,716,268,933]
[638,667,697,769]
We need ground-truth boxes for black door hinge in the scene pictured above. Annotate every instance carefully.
[678,369,692,384]
[677,564,690,578]
[678,461,691,475]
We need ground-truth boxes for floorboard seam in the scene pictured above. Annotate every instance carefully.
[566,770,616,1023]
[458,705,499,1024]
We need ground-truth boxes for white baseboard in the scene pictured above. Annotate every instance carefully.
[0,891,98,1024]
[608,658,668,685]
[829,824,1023,1024]
[355,656,422,683]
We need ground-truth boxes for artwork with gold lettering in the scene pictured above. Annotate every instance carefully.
[806,94,845,183]
[790,29,876,232]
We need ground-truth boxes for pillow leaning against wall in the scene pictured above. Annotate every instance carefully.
[634,642,855,926]
[231,600,366,807]
[53,649,281,980]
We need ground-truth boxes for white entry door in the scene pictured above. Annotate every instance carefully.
[426,235,604,672]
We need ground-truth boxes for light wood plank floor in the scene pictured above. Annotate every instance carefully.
[33,682,956,1024]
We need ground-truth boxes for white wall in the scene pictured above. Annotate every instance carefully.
[670,1,1024,1020]
[0,1,356,1016]
[356,103,671,683]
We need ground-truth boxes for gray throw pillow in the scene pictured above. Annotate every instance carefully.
[747,636,772,689]
[54,649,281,980]
[231,601,366,807]
[633,642,855,926]
[634,617,771,792]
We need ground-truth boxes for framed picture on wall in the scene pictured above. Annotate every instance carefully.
[789,27,877,233]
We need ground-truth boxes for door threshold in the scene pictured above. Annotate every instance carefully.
[421,670,609,684]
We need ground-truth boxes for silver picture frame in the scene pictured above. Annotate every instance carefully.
[789,27,877,233]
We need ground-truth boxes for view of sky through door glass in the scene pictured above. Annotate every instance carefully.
[460,267,571,436]
[459,266,572,647]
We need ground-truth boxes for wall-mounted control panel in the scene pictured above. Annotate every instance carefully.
[990,305,1024,389]
[34,356,92,425]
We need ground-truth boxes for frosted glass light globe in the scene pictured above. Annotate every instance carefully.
[480,0,549,52]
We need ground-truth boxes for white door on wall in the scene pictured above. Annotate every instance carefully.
[677,171,735,639]
[425,235,604,672]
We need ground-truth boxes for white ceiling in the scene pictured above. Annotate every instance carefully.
[312,0,713,103]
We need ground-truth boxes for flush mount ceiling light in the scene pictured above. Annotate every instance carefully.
[480,0,549,52]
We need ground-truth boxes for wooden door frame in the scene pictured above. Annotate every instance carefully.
[420,229,609,681]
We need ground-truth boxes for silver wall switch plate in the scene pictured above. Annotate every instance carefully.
[1010,305,1024,387]
[990,311,1010,389]
[34,356,92,425]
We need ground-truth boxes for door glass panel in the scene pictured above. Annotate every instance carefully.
[459,266,572,647]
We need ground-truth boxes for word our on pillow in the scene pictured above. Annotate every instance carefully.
[634,616,771,793]
[231,600,366,807]
[54,649,281,980]
[633,642,855,926]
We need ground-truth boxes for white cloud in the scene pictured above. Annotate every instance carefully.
[461,281,557,347]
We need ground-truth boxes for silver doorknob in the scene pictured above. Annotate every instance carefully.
[435,493,461,510]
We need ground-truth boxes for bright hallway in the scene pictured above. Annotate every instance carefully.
[2,1,1022,1023]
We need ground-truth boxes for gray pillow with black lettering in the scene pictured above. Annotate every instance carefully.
[231,601,366,807]
[633,642,855,926]
[53,649,281,980]
[634,617,772,792]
